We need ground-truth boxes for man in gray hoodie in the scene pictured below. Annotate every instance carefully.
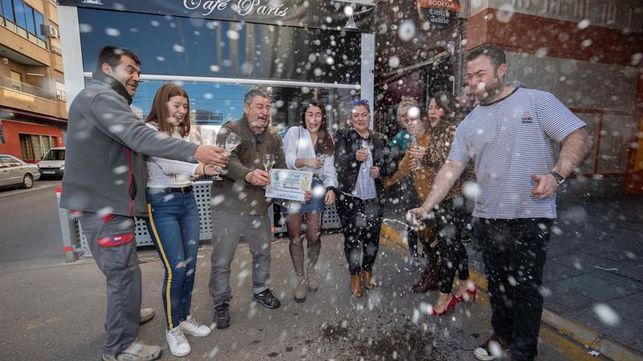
[61,46,228,361]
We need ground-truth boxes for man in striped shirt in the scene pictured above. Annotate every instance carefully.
[409,44,590,361]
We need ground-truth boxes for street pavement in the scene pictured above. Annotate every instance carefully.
[0,234,578,361]
[1,182,638,360]
[0,180,63,272]
[470,193,643,358]
[384,192,643,361]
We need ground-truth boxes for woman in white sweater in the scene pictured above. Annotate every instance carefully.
[282,100,338,302]
[144,83,217,357]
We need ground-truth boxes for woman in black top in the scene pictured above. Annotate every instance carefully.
[334,99,389,298]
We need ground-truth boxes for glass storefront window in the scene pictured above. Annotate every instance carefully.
[122,80,357,138]
[77,8,361,84]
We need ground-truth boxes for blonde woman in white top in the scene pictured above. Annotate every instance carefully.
[282,100,338,302]
[143,84,218,357]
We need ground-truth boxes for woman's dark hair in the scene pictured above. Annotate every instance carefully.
[301,99,335,155]
[145,83,191,137]
[432,91,464,126]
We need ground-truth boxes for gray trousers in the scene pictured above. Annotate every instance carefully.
[80,212,140,356]
[209,210,272,306]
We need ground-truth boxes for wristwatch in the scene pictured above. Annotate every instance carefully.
[549,171,565,185]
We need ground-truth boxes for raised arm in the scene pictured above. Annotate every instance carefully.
[89,93,227,166]
[409,159,467,220]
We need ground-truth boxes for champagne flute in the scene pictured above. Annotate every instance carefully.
[225,132,241,153]
[414,144,426,170]
[360,139,369,174]
[210,135,225,181]
[410,135,425,171]
[316,153,327,176]
[263,154,275,172]
[262,154,275,189]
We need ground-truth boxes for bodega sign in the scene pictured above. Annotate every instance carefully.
[417,0,460,28]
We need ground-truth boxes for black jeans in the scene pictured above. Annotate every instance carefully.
[474,217,552,361]
[435,205,470,293]
[336,195,383,275]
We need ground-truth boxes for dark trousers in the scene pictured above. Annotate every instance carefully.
[79,212,140,356]
[145,190,200,330]
[336,195,383,275]
[474,217,552,361]
[435,205,470,293]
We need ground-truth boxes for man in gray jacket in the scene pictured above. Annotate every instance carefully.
[61,46,228,361]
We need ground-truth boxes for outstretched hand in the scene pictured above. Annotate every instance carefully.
[194,145,229,168]
[406,207,434,228]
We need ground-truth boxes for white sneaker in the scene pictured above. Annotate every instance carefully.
[166,327,191,357]
[179,315,212,337]
[139,308,155,324]
[112,341,162,361]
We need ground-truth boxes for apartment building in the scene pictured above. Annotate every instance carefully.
[0,0,66,162]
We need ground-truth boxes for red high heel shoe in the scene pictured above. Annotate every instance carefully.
[455,287,477,303]
[429,295,459,316]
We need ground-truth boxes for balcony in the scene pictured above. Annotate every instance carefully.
[0,75,67,119]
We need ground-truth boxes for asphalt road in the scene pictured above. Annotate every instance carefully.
[0,180,63,271]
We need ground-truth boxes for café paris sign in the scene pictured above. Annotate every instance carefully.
[184,0,288,17]
[417,0,460,28]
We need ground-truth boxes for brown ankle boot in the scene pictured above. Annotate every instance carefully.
[411,265,438,293]
[351,274,363,298]
[362,270,374,290]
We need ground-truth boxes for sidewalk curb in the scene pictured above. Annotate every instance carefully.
[380,222,642,361]
[0,183,59,199]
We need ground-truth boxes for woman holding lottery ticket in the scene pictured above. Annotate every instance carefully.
[282,100,338,303]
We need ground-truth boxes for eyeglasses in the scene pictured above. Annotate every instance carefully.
[351,99,369,106]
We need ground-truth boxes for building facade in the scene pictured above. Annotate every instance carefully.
[57,0,375,139]
[0,0,66,162]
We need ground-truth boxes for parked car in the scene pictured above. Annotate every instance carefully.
[38,147,65,178]
[0,154,41,189]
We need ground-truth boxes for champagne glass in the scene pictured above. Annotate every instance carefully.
[316,153,327,176]
[225,132,241,153]
[262,154,275,189]
[414,144,426,170]
[208,131,223,181]
[360,139,369,174]
[263,154,275,172]
[409,135,422,171]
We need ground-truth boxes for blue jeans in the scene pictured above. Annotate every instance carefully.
[145,189,200,330]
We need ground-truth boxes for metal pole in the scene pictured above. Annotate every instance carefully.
[55,186,79,262]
